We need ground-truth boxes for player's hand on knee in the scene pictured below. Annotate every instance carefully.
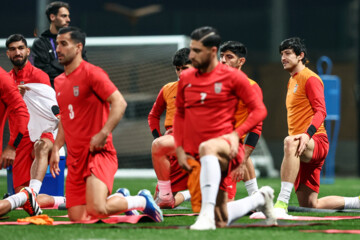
[294,133,310,157]
[90,131,107,152]
[222,131,239,159]
[0,145,16,169]
[176,146,192,172]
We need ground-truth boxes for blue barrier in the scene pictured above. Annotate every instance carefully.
[317,56,341,184]
[39,155,65,196]
[6,155,66,196]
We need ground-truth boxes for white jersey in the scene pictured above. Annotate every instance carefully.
[23,83,59,142]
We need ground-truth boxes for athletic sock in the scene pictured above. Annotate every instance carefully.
[244,178,259,196]
[199,155,221,219]
[178,190,191,201]
[29,179,42,195]
[277,181,294,204]
[227,191,265,225]
[5,192,28,210]
[125,196,146,211]
[107,193,123,200]
[344,196,360,209]
[158,180,172,200]
[53,196,66,208]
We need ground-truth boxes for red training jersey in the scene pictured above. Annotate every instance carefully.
[9,61,51,86]
[174,63,267,155]
[0,67,29,154]
[148,81,178,135]
[54,60,118,165]
[286,67,327,136]
[7,61,51,141]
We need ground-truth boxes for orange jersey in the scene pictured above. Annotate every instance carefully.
[286,67,327,136]
[162,81,178,128]
[148,81,178,136]
[234,78,263,142]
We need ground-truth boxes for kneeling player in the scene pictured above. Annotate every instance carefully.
[148,48,192,208]
[50,27,162,222]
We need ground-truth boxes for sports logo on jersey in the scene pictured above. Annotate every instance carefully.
[214,82,222,94]
[73,86,79,97]
[293,83,298,93]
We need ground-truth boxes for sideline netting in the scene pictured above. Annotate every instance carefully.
[85,36,190,168]
[0,36,277,177]
[0,36,189,169]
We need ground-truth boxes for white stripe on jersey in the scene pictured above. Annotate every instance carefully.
[23,83,59,142]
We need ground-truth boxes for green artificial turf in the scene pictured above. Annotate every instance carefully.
[0,176,359,240]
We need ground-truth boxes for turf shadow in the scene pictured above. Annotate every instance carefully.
[288,206,360,213]
[80,220,328,229]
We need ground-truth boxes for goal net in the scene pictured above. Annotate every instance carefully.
[0,36,189,169]
[0,36,278,178]
[85,36,190,168]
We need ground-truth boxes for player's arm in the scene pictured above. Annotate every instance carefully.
[173,78,191,171]
[305,76,327,135]
[148,87,166,139]
[0,77,29,169]
[50,119,65,178]
[234,76,267,145]
[296,76,327,156]
[244,83,263,155]
[89,90,127,152]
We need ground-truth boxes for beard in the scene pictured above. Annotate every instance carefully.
[11,55,27,67]
[58,54,75,66]
[192,57,211,72]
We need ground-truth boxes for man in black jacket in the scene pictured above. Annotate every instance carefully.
[31,1,70,88]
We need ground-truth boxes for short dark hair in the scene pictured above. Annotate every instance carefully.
[219,41,247,58]
[279,37,308,64]
[6,34,27,48]
[172,48,191,66]
[58,26,86,47]
[190,26,221,50]
[46,1,70,22]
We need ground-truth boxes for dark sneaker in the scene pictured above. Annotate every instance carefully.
[21,187,42,216]
[116,188,139,216]
[137,189,163,222]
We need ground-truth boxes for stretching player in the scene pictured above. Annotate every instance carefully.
[174,26,276,230]
[271,37,360,217]
[0,67,31,217]
[50,27,163,222]
[184,42,263,210]
[148,48,192,209]
[219,41,262,198]
[5,34,65,211]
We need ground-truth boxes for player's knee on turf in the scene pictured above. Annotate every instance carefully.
[296,185,319,208]
[174,192,185,207]
[86,202,108,218]
[0,200,11,216]
[68,207,90,221]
